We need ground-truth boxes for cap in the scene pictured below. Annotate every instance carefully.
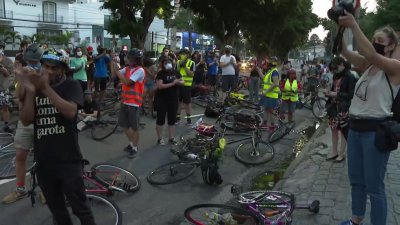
[86,46,94,52]
[225,45,233,49]
[24,43,44,62]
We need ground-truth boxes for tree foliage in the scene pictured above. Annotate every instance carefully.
[101,0,174,49]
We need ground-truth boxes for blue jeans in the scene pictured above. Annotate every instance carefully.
[347,129,391,225]
[248,77,259,102]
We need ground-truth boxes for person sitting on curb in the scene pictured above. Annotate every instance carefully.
[77,90,99,131]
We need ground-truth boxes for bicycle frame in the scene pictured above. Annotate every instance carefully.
[83,169,127,195]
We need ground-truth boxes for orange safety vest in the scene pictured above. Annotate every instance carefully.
[121,66,146,106]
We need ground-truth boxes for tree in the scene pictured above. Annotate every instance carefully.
[184,0,243,47]
[52,31,74,48]
[101,0,174,50]
[5,31,22,50]
[167,8,199,51]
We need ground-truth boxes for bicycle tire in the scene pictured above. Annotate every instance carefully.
[268,124,291,143]
[91,163,141,193]
[235,140,275,165]
[184,203,264,225]
[312,98,327,119]
[91,109,119,141]
[0,151,35,180]
[147,161,198,185]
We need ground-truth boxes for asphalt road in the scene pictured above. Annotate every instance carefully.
[0,102,317,225]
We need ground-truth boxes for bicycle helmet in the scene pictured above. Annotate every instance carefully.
[41,48,68,66]
[86,46,93,52]
[127,48,143,59]
[24,43,44,62]
[196,124,217,137]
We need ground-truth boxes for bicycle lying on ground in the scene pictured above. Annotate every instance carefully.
[0,132,35,180]
[29,160,140,225]
[184,184,320,225]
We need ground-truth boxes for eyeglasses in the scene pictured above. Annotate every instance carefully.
[355,79,368,101]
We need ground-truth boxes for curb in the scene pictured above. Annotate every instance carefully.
[273,121,328,191]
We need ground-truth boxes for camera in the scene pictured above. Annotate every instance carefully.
[327,0,355,23]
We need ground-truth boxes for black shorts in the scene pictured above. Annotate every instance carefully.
[179,86,192,104]
[94,77,108,91]
[206,75,217,86]
[222,75,235,92]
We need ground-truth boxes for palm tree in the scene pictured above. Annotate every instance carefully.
[32,33,47,44]
[5,31,22,50]
[52,31,74,48]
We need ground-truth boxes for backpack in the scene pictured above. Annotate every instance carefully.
[384,73,400,122]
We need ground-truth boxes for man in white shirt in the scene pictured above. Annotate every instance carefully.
[219,45,237,99]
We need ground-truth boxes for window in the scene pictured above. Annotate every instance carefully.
[0,0,4,18]
[43,1,56,23]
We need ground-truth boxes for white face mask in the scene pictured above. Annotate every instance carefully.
[165,63,173,70]
[76,51,82,57]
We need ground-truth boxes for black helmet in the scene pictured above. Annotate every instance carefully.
[41,48,68,66]
[24,43,44,62]
[127,48,143,59]
[179,48,190,55]
[0,41,5,48]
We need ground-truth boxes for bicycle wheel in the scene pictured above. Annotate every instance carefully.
[147,161,198,185]
[235,140,275,165]
[91,163,141,193]
[91,109,119,141]
[41,194,123,225]
[184,204,264,225]
[312,98,327,119]
[240,190,295,207]
[268,124,291,143]
[0,151,35,180]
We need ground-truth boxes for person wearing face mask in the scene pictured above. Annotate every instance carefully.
[338,12,400,225]
[116,48,146,159]
[2,43,43,205]
[16,48,96,225]
[219,45,237,100]
[324,57,356,164]
[154,58,183,145]
[0,40,14,133]
[70,47,88,93]
[85,46,95,91]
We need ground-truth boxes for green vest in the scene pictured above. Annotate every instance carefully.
[178,60,194,86]
[281,79,299,102]
[263,68,280,99]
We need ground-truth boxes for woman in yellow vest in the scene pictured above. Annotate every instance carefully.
[280,69,301,123]
[257,58,280,129]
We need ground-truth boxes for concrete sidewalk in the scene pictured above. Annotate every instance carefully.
[276,124,400,225]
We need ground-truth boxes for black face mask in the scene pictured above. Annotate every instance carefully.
[373,42,387,55]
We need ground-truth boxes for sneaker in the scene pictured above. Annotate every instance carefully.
[2,126,13,133]
[339,220,363,225]
[169,138,178,145]
[2,189,27,204]
[127,148,138,159]
[158,138,165,146]
[124,145,132,152]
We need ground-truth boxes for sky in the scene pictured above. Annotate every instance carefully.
[311,0,377,40]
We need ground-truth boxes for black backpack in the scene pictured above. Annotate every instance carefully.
[385,73,400,122]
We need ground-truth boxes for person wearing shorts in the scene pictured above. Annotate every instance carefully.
[176,49,195,125]
[2,43,43,204]
[94,46,110,102]
[116,48,146,159]
[154,58,182,145]
[219,45,237,99]
[280,69,301,123]
[206,51,218,93]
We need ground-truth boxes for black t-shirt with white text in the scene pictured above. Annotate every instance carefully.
[155,70,181,102]
[34,79,84,163]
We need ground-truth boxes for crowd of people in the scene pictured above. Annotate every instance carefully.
[0,10,399,225]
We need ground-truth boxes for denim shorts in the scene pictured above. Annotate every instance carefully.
[259,96,278,109]
[282,101,296,113]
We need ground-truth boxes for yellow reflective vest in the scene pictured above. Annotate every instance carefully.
[178,59,194,87]
[263,68,280,99]
[281,79,299,102]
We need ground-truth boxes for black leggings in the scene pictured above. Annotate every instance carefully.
[156,100,178,126]
[37,162,96,225]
